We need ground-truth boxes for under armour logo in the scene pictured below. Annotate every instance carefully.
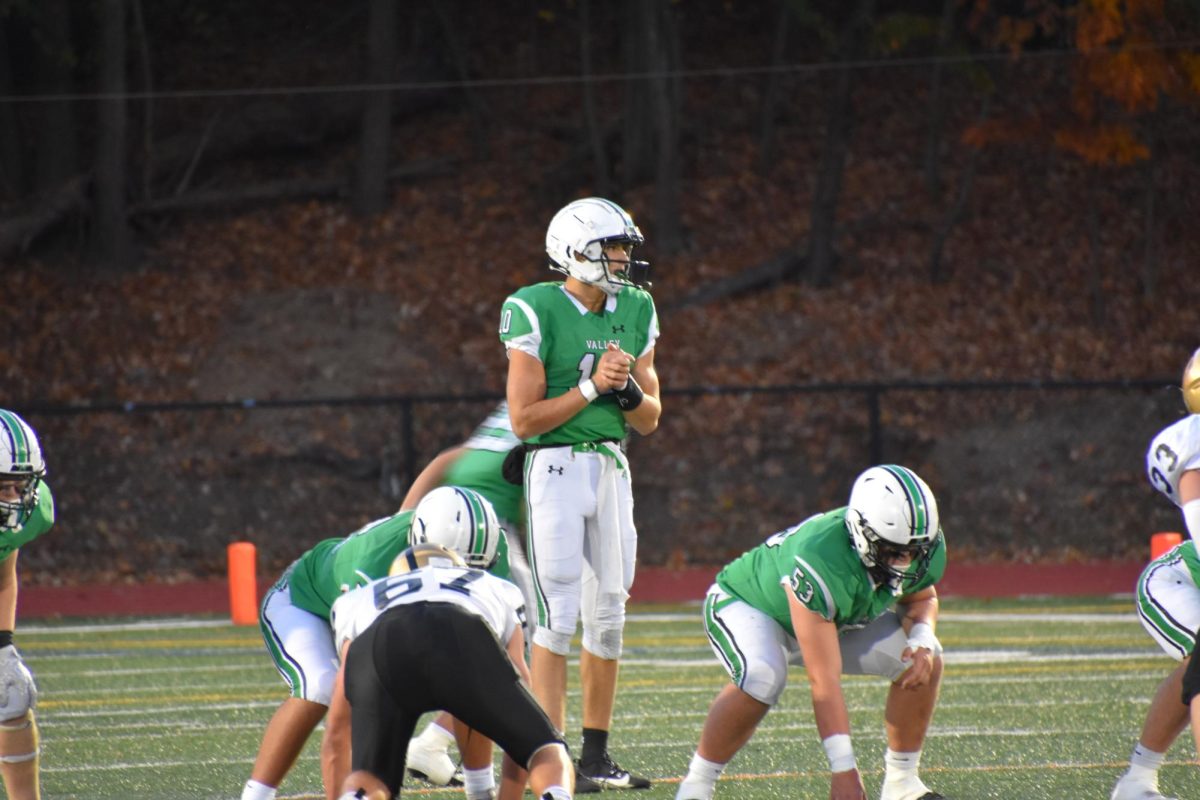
[548,465,564,475]
[612,324,625,333]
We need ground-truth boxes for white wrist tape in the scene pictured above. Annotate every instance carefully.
[1183,498,1200,543]
[822,733,856,773]
[578,379,599,403]
[907,622,942,655]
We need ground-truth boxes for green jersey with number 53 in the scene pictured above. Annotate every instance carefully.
[499,281,659,445]
[716,508,946,633]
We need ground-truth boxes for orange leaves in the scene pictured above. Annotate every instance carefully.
[1054,123,1149,165]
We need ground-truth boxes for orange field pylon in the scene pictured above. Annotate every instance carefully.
[1150,531,1183,560]
[227,541,258,626]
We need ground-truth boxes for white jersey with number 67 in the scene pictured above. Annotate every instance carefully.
[330,565,526,656]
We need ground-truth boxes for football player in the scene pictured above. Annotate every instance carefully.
[0,410,52,800]
[241,487,510,800]
[398,402,538,795]
[499,197,661,791]
[675,465,949,800]
[1111,346,1200,800]
[327,543,573,800]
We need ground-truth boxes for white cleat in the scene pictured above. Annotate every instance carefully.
[1110,775,1178,800]
[405,737,463,787]
[674,779,714,800]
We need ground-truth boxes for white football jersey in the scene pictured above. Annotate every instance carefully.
[330,565,526,656]
[1146,414,1200,508]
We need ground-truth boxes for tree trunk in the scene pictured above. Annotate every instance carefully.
[130,0,155,203]
[757,0,791,175]
[0,20,23,201]
[1140,137,1159,299]
[802,0,875,286]
[921,0,956,199]
[430,0,489,161]
[90,0,130,269]
[621,0,656,187]
[352,0,397,217]
[649,0,683,252]
[579,0,612,197]
[32,0,78,198]
[1085,171,1106,327]
[928,94,989,283]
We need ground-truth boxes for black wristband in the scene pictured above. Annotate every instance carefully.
[0,631,13,648]
[613,376,644,411]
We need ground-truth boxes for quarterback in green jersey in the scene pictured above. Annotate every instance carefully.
[0,410,52,800]
[677,466,949,800]
[242,487,508,800]
[500,197,662,791]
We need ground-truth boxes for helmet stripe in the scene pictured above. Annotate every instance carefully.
[0,410,28,467]
[882,464,927,538]
[455,487,490,561]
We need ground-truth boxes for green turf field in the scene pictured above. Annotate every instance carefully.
[24,595,1197,799]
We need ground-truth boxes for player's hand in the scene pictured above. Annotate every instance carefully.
[829,767,867,799]
[896,645,935,689]
[594,342,634,392]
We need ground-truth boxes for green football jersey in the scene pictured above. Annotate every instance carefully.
[716,508,946,633]
[498,281,659,445]
[0,480,53,561]
[443,402,524,525]
[288,510,512,619]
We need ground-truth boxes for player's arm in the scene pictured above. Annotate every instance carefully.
[399,446,466,511]
[320,641,353,800]
[0,552,18,631]
[894,586,940,690]
[506,349,594,440]
[788,590,866,799]
[618,345,661,436]
[1180,468,1200,540]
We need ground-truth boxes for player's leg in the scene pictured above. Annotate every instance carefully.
[525,448,589,730]
[244,580,340,800]
[1113,556,1198,800]
[577,456,647,790]
[344,616,422,798]
[0,710,39,800]
[676,589,787,800]
[839,611,945,800]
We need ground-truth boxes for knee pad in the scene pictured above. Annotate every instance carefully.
[740,656,789,706]
[581,628,623,661]
[533,627,573,656]
[1182,650,1200,705]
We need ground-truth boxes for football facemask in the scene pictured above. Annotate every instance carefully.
[0,411,45,531]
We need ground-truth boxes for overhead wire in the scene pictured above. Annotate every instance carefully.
[1,38,1198,105]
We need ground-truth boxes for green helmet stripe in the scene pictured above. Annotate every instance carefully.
[882,464,928,538]
[0,410,29,467]
[457,487,488,559]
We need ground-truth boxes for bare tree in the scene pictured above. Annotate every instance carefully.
[802,0,875,286]
[353,0,398,217]
[91,0,130,269]
[32,0,78,199]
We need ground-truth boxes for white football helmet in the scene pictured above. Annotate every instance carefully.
[0,410,45,531]
[845,465,941,591]
[411,486,501,569]
[389,542,467,576]
[545,197,650,296]
[1183,347,1200,415]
